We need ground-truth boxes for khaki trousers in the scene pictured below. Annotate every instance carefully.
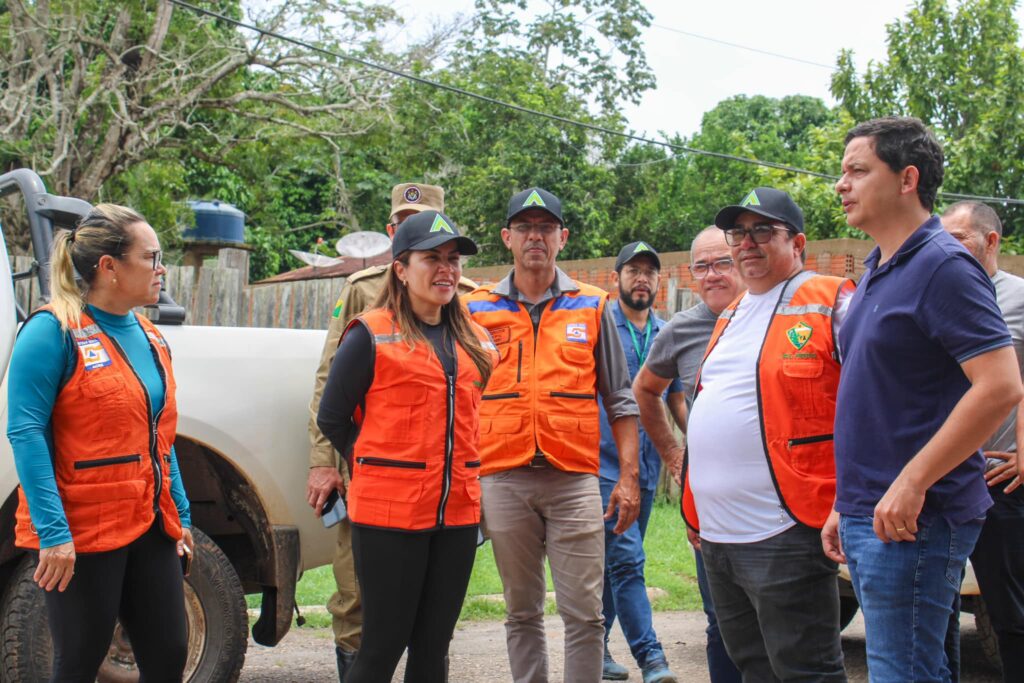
[328,517,362,650]
[481,467,605,683]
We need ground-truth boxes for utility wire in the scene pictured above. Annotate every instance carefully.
[649,23,838,71]
[168,0,1024,207]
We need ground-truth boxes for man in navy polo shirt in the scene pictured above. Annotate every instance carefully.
[599,241,684,683]
[825,116,1024,683]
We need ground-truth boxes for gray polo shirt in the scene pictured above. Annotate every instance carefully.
[644,301,718,406]
[985,269,1024,453]
[490,267,639,422]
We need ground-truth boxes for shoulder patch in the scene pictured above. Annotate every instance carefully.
[332,295,345,318]
[346,264,388,284]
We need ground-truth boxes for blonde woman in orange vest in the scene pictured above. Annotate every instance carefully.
[317,210,497,683]
[8,205,192,681]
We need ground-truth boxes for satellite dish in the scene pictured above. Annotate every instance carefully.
[289,250,345,268]
[336,231,392,259]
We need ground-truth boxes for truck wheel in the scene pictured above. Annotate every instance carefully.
[0,528,247,683]
[973,596,1002,672]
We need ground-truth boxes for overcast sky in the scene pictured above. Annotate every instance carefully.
[389,0,1024,139]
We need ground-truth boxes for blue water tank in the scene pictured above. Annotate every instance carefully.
[183,200,246,244]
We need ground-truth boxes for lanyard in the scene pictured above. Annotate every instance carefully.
[626,315,653,365]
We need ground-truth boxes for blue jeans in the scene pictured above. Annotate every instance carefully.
[600,479,664,667]
[694,549,741,683]
[701,524,845,682]
[840,514,984,683]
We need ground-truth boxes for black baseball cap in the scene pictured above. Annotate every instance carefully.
[391,210,478,258]
[714,187,805,234]
[614,241,661,272]
[506,187,563,224]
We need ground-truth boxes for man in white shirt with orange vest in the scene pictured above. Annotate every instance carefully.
[683,187,853,682]
[465,187,641,683]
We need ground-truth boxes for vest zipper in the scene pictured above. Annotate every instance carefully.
[356,457,426,469]
[106,335,165,515]
[436,371,456,528]
[483,392,520,400]
[549,391,596,400]
[517,341,522,383]
[74,454,142,469]
[788,434,834,448]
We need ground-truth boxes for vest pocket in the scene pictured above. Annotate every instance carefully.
[558,344,593,388]
[73,454,142,469]
[785,435,835,477]
[780,359,829,418]
[61,480,147,545]
[356,456,426,470]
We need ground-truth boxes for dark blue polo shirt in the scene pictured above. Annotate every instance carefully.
[835,216,1010,526]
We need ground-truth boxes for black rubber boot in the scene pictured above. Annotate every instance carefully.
[336,647,357,682]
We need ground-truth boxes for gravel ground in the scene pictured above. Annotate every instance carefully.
[239,611,1001,682]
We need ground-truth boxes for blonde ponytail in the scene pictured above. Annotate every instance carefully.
[47,203,146,330]
[49,229,85,330]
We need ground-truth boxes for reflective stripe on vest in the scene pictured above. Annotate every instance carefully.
[464,281,607,475]
[347,308,496,531]
[15,307,182,553]
[682,272,854,532]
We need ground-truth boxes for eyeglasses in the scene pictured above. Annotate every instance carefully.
[689,257,735,279]
[723,223,793,247]
[622,265,659,279]
[509,222,561,235]
[122,250,163,270]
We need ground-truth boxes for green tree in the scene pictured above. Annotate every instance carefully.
[831,0,1024,234]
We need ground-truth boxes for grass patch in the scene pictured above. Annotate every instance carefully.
[271,499,701,626]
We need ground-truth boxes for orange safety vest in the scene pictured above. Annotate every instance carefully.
[15,307,182,553]
[347,308,498,531]
[464,280,607,475]
[682,271,854,532]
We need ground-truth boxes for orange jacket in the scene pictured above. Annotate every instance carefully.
[15,307,182,553]
[347,308,497,531]
[683,272,854,532]
[465,281,607,475]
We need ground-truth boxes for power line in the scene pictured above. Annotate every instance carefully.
[168,0,1024,207]
[649,23,837,71]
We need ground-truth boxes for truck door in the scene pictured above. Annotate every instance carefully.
[0,222,17,376]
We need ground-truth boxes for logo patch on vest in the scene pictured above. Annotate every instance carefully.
[488,325,511,345]
[77,338,112,370]
[566,323,588,343]
[145,330,167,347]
[786,322,813,350]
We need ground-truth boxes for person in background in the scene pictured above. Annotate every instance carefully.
[598,241,683,683]
[634,226,744,683]
[317,211,496,683]
[943,200,1024,683]
[826,116,1023,682]
[305,183,475,680]
[8,204,193,681]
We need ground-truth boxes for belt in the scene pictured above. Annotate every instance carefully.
[524,455,552,469]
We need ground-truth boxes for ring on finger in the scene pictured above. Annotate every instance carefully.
[895,526,906,531]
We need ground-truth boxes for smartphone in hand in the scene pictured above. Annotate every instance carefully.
[321,489,348,528]
[180,544,193,577]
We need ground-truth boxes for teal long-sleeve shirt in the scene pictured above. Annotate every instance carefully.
[7,305,191,549]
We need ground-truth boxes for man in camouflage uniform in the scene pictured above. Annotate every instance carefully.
[306,182,476,681]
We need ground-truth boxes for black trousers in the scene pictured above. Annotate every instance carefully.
[348,524,478,683]
[971,487,1024,683]
[40,522,187,683]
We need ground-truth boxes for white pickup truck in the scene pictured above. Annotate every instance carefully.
[0,170,335,681]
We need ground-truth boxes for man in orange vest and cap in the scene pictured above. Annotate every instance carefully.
[682,187,853,682]
[465,187,641,683]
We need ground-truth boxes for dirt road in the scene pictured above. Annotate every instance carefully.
[239,611,1001,682]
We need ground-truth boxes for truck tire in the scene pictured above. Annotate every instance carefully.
[973,596,1002,672]
[0,528,247,683]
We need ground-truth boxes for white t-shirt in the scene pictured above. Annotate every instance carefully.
[687,280,795,543]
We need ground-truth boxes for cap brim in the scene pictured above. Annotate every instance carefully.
[714,205,800,232]
[391,203,441,217]
[395,233,478,258]
[507,206,562,224]
[617,252,661,271]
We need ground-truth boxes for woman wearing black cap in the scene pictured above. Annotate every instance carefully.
[317,211,497,683]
